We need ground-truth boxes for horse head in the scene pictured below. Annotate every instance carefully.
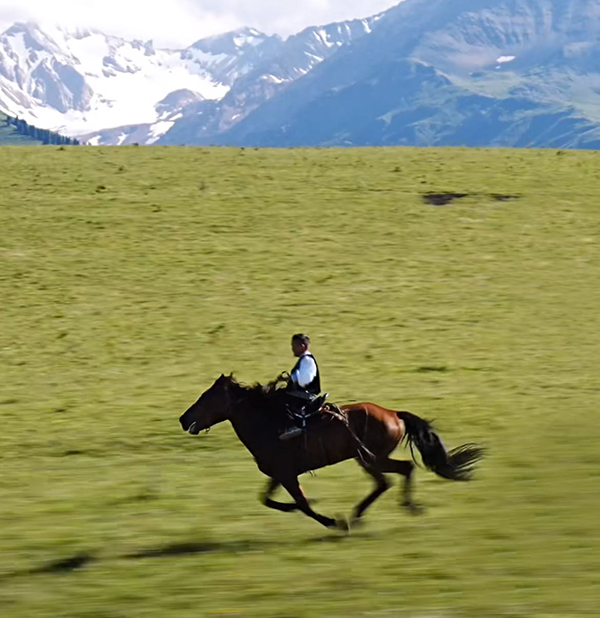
[179,374,233,435]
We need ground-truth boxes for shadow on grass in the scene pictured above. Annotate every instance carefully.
[0,528,364,581]
[0,552,97,583]
[127,539,270,560]
[31,552,96,574]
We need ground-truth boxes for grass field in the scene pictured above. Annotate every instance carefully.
[1,145,599,617]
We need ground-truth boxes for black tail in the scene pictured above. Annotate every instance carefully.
[397,411,484,481]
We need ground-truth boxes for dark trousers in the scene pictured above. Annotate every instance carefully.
[283,387,316,416]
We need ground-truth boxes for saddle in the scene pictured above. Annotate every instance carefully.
[279,393,344,441]
[300,393,329,417]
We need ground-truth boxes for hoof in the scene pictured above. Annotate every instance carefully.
[403,501,425,515]
[349,516,365,530]
[335,517,350,533]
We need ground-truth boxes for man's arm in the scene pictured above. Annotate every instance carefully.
[291,356,317,387]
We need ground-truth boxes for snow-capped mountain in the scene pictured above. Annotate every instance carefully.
[0,22,238,139]
[8,0,599,150]
[0,18,379,144]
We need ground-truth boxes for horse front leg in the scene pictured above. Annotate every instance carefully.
[261,478,299,512]
[281,476,348,531]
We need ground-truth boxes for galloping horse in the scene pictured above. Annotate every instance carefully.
[179,374,484,530]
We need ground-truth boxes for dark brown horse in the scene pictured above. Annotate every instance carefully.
[179,374,484,530]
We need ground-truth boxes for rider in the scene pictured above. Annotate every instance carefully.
[279,334,326,440]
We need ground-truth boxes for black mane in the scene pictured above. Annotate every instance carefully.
[225,373,288,407]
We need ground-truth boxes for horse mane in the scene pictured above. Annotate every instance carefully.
[225,373,288,407]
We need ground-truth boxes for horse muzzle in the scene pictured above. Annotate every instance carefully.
[187,421,200,435]
[179,415,199,434]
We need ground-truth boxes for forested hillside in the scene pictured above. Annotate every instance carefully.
[0,112,79,145]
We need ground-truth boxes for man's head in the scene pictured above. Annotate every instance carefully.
[291,333,310,357]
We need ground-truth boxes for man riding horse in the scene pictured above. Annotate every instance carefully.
[279,334,328,440]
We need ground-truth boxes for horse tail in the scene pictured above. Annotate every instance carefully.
[397,411,484,481]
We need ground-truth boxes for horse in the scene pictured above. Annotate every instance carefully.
[179,374,484,530]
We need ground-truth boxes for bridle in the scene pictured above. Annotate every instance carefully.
[220,378,237,424]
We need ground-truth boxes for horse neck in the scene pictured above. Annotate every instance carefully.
[226,394,267,454]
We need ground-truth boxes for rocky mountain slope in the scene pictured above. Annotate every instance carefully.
[208,0,600,148]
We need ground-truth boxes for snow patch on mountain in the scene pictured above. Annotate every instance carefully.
[0,22,233,136]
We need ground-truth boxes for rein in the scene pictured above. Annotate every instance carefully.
[325,404,375,464]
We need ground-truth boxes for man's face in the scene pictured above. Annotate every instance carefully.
[291,340,308,357]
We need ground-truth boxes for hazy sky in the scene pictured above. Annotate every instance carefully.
[0,0,401,47]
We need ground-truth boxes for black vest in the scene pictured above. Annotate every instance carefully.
[291,353,321,395]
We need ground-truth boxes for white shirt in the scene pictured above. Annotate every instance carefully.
[291,353,318,388]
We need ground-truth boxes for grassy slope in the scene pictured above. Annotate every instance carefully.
[0,112,44,145]
[0,146,599,618]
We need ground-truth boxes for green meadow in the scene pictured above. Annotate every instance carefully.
[0,145,599,617]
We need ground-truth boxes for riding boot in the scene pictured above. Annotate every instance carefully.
[279,409,305,441]
[279,424,304,441]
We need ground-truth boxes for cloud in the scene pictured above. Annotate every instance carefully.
[0,0,401,47]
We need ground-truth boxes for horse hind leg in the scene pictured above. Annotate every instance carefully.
[379,458,422,513]
[351,465,390,524]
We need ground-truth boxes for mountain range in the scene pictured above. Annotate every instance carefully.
[3,0,600,148]
[0,18,377,145]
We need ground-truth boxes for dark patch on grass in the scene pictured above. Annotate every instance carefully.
[31,552,95,574]
[423,192,518,205]
[414,365,449,373]
[110,489,159,505]
[208,324,226,336]
[491,194,519,201]
[131,489,159,502]
[0,399,19,405]
[316,274,333,284]
[423,193,468,206]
